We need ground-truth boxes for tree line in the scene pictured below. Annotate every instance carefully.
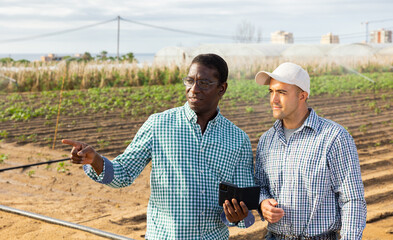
[0,51,136,64]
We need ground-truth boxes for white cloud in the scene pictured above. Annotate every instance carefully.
[0,0,392,54]
[0,6,75,17]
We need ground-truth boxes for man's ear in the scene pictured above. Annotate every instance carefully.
[218,82,228,97]
[299,91,308,101]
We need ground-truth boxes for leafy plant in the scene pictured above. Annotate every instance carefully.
[27,170,35,177]
[16,135,27,142]
[97,139,110,149]
[57,162,70,173]
[0,130,8,138]
[0,153,8,163]
[359,124,368,133]
[44,137,52,143]
[27,134,38,142]
[245,107,254,113]
[368,101,376,110]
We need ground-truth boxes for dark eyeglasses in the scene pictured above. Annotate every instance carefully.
[182,77,219,90]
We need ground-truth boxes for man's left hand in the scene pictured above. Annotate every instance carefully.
[223,199,249,224]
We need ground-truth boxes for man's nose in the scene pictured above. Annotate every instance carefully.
[189,81,201,93]
[271,92,279,103]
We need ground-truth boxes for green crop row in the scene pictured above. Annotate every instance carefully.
[0,72,392,122]
[310,72,393,96]
[0,84,186,122]
[224,72,393,104]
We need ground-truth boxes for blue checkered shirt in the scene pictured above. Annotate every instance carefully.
[255,108,366,239]
[84,102,255,239]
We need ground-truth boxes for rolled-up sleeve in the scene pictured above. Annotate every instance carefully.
[83,115,154,188]
[83,156,113,184]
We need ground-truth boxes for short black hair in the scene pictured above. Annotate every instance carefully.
[191,53,228,84]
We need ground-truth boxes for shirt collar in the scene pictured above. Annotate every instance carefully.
[274,108,319,134]
[184,102,221,124]
[301,108,319,133]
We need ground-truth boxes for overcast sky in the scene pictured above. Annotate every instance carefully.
[0,0,392,55]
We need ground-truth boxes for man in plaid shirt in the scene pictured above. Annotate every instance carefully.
[254,62,366,239]
[63,53,255,239]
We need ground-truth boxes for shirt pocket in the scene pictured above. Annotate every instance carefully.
[296,150,330,197]
[204,141,239,183]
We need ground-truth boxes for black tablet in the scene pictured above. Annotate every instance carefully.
[219,182,260,210]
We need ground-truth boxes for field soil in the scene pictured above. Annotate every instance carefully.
[0,90,392,239]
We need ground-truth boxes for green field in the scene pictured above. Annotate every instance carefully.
[1,72,392,122]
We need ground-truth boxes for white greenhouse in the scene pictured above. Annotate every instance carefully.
[154,43,393,67]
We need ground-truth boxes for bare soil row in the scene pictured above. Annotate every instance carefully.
[0,90,392,239]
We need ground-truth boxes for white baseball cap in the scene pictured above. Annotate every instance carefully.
[255,62,310,96]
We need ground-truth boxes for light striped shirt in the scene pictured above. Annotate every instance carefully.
[84,102,255,240]
[255,108,366,239]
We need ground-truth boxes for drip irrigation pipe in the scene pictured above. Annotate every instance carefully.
[0,158,70,172]
[0,205,134,240]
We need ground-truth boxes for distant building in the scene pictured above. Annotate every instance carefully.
[271,31,294,44]
[321,32,340,44]
[370,29,392,43]
[41,53,63,62]
[41,53,83,62]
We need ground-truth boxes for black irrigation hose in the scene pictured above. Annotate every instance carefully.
[0,158,70,172]
[0,205,135,240]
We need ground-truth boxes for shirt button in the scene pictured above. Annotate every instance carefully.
[201,190,205,194]
[200,170,204,173]
[201,148,204,152]
[201,211,204,215]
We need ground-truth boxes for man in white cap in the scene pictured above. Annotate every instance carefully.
[254,62,366,239]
